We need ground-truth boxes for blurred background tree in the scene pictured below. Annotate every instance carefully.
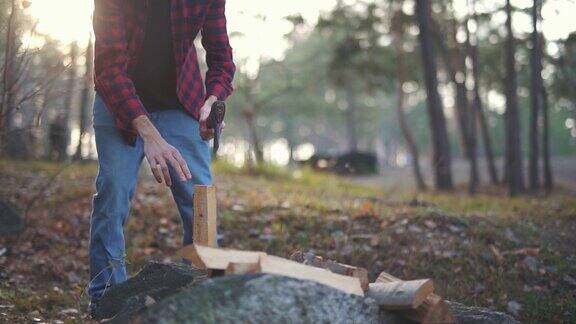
[1,0,575,196]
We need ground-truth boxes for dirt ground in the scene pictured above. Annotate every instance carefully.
[0,160,575,323]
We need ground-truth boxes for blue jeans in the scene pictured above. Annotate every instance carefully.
[88,93,212,301]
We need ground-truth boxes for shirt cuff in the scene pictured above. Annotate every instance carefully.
[118,97,149,128]
[206,83,228,101]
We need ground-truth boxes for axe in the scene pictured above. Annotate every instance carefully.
[207,100,226,154]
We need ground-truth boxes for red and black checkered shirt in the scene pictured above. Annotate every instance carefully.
[93,0,235,144]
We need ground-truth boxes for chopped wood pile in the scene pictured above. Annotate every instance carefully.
[182,185,454,324]
[177,245,454,324]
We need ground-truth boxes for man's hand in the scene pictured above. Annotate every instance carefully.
[199,95,218,140]
[133,115,192,187]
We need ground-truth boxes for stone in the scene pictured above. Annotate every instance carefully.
[448,301,519,324]
[96,262,519,324]
[135,274,383,324]
[506,300,523,317]
[522,256,541,271]
[0,199,24,236]
[92,261,207,320]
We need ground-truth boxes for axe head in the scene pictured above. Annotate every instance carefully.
[208,101,226,154]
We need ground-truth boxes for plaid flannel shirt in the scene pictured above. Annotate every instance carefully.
[93,0,235,144]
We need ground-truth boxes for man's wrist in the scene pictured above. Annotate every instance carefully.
[132,115,162,143]
[206,95,218,105]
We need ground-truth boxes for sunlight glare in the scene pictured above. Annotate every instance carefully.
[27,0,94,46]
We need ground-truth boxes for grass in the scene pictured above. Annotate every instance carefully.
[0,159,575,323]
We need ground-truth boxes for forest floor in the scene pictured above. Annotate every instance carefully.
[0,160,575,323]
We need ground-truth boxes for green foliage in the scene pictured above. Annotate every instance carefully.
[222,0,575,163]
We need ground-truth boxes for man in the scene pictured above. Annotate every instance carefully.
[89,0,235,309]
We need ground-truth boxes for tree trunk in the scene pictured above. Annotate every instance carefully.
[285,118,297,166]
[528,0,542,191]
[0,0,17,156]
[344,86,358,153]
[504,0,525,196]
[541,81,553,193]
[74,36,94,160]
[59,42,79,161]
[468,0,499,185]
[415,0,453,191]
[433,19,478,193]
[391,3,427,191]
[540,28,553,193]
[243,108,264,165]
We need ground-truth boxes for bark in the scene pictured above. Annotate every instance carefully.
[433,18,478,193]
[74,36,94,160]
[59,42,79,160]
[344,86,359,153]
[541,78,553,193]
[468,0,499,185]
[243,108,264,165]
[0,0,17,155]
[528,0,542,191]
[391,3,427,191]
[415,0,453,191]
[504,0,525,196]
[284,118,297,166]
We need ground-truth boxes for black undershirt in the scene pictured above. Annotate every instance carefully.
[131,0,183,113]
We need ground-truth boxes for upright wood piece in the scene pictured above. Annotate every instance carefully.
[193,185,217,247]
[376,271,454,324]
[367,279,434,309]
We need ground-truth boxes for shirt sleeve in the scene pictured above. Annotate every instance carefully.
[201,0,236,101]
[93,0,148,129]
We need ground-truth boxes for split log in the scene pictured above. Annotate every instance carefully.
[193,185,217,247]
[260,255,364,296]
[376,271,454,324]
[177,244,266,270]
[178,246,363,295]
[290,251,369,291]
[225,261,262,275]
[367,279,434,309]
[324,260,369,292]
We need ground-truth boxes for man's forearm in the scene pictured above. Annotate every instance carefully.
[132,115,162,143]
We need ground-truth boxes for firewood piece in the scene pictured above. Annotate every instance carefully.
[323,261,370,292]
[402,294,454,324]
[260,255,364,296]
[193,185,218,247]
[367,279,434,309]
[290,251,369,291]
[225,261,262,275]
[290,251,324,266]
[177,244,266,270]
[375,271,402,283]
[352,267,370,292]
[376,271,454,323]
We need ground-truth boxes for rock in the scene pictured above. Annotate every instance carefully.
[135,274,383,324]
[522,256,540,271]
[92,262,207,320]
[449,302,520,324]
[504,228,521,244]
[564,275,576,287]
[506,300,523,317]
[0,199,24,236]
[97,262,519,324]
